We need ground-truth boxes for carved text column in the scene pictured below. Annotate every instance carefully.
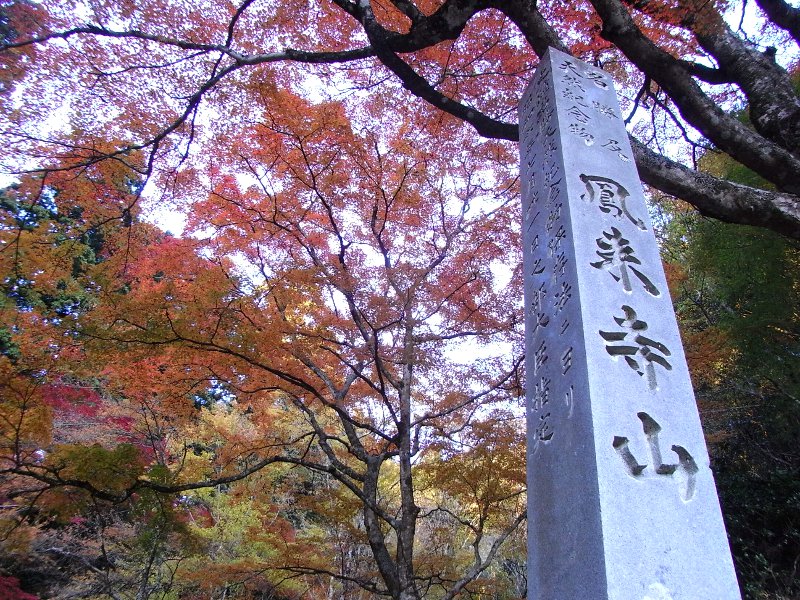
[520,47,741,600]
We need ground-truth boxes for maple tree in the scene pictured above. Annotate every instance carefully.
[0,98,526,599]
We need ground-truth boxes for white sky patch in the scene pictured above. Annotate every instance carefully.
[443,336,513,366]
[143,199,187,236]
[490,259,513,291]
[299,72,328,103]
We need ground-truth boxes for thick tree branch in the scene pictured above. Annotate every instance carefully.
[491,0,570,56]
[677,60,735,84]
[755,0,800,44]
[674,0,800,155]
[632,139,800,238]
[332,0,518,140]
[589,0,800,195]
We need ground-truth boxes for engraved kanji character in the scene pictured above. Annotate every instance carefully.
[530,310,550,337]
[536,116,555,141]
[546,203,562,232]
[529,167,540,188]
[543,162,561,188]
[568,124,595,146]
[533,412,554,445]
[567,105,592,124]
[534,340,549,374]
[553,252,568,280]
[525,197,540,219]
[563,73,586,92]
[559,59,582,77]
[561,346,574,375]
[560,318,570,335]
[579,175,646,230]
[530,257,545,276]
[554,281,572,312]
[532,376,551,411]
[548,225,566,257]
[591,227,660,296]
[543,135,558,161]
[601,138,631,162]
[585,70,609,89]
[599,305,672,390]
[530,281,547,313]
[526,212,541,234]
[545,181,561,205]
[613,412,699,501]
[523,130,537,152]
[562,86,588,106]
[564,385,575,418]
[521,117,534,137]
[592,100,615,118]
[535,64,552,86]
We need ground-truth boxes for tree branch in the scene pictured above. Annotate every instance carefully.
[755,0,800,44]
[632,139,800,238]
[673,0,800,155]
[589,0,800,195]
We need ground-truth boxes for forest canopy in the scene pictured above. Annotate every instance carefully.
[0,0,798,598]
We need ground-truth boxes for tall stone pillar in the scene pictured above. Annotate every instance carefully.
[520,47,741,600]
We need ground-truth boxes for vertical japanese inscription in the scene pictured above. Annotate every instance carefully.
[524,49,701,487]
[555,55,700,499]
[522,62,553,451]
[523,48,742,600]
[522,56,579,454]
[557,58,629,162]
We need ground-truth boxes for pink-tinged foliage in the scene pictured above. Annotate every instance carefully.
[41,383,103,418]
[40,381,146,449]
[0,576,38,600]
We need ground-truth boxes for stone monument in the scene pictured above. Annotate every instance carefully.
[519,47,741,599]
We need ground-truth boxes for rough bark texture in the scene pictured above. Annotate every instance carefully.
[755,0,800,43]
[333,0,800,238]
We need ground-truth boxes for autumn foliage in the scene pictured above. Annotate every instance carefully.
[0,91,526,597]
[0,0,798,597]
